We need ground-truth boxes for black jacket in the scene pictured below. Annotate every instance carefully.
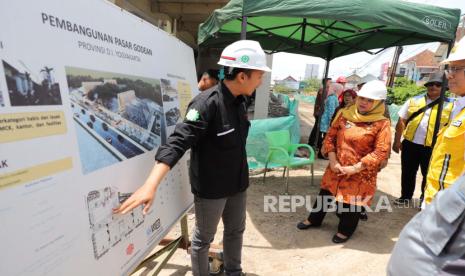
[155,82,250,198]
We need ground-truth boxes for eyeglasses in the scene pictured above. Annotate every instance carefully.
[445,66,465,76]
[425,82,442,87]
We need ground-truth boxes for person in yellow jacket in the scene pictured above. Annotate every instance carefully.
[392,72,454,205]
[424,36,465,205]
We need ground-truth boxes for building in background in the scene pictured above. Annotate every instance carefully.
[396,49,439,82]
[117,90,137,113]
[345,73,361,89]
[275,75,300,90]
[304,64,319,79]
[379,62,389,81]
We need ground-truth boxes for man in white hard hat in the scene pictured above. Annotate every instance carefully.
[388,36,465,275]
[421,36,465,205]
[115,40,271,276]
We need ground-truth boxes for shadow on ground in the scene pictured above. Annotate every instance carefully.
[245,162,418,255]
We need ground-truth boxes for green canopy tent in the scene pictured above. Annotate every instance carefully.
[199,0,460,59]
[198,0,461,147]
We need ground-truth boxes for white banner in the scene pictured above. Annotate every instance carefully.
[0,0,197,275]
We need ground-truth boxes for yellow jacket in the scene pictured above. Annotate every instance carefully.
[403,94,453,147]
[424,107,465,204]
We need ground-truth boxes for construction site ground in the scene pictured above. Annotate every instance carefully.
[134,100,421,276]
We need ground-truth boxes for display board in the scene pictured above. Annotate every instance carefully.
[0,0,197,275]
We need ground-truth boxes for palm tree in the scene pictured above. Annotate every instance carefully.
[40,66,54,88]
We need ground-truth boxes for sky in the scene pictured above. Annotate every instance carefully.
[270,0,465,82]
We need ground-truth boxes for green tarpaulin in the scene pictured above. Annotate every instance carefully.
[199,0,461,59]
[247,95,300,169]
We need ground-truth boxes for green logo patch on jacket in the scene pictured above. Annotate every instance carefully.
[186,108,200,121]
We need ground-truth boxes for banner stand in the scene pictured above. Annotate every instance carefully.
[0,1,200,274]
[131,215,225,275]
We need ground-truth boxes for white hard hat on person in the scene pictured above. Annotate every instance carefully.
[357,80,387,100]
[218,40,271,72]
[441,36,465,64]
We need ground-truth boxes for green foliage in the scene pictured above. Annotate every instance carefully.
[302,78,321,94]
[273,84,297,94]
[91,83,120,101]
[273,78,321,95]
[115,78,163,105]
[387,77,426,105]
[66,75,98,89]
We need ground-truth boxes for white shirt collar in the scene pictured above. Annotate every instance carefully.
[451,96,465,119]
[455,96,465,109]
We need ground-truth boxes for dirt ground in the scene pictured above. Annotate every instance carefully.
[135,101,423,276]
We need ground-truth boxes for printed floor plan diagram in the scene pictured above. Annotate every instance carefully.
[86,187,144,259]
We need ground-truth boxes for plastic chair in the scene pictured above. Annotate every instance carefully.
[263,130,315,194]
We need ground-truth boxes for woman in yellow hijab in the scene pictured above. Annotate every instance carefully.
[297,80,391,243]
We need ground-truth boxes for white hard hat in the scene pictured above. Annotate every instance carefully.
[357,80,387,100]
[218,40,271,72]
[441,37,465,64]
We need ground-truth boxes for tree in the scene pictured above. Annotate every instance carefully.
[40,66,54,86]
[387,77,426,105]
[273,84,296,94]
[115,78,163,105]
[66,75,98,89]
[302,78,321,94]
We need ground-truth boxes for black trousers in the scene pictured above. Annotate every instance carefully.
[307,189,361,237]
[400,139,433,200]
[308,115,322,147]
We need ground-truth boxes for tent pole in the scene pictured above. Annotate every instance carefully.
[431,41,453,147]
[313,46,331,153]
[241,16,247,39]
[300,19,307,48]
[387,46,403,88]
